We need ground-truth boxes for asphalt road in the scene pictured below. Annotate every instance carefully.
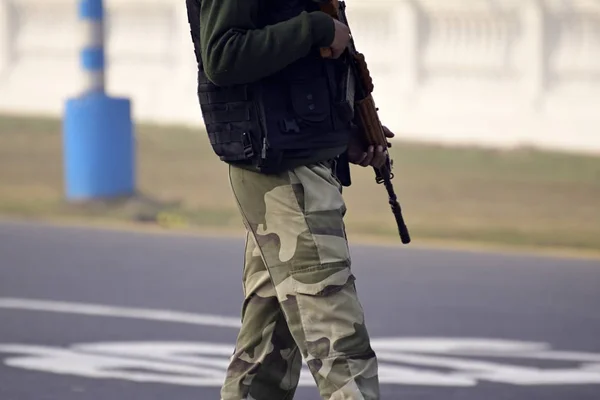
[1,220,600,400]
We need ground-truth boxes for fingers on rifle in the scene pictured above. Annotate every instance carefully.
[383,125,395,138]
[353,151,367,165]
[360,146,374,167]
[372,145,386,168]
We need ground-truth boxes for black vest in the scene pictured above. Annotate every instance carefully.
[186,0,353,173]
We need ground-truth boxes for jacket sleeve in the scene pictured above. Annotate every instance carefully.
[198,0,335,86]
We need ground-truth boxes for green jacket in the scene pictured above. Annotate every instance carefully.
[192,0,348,170]
[198,0,336,86]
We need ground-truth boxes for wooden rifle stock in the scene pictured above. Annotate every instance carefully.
[319,0,411,244]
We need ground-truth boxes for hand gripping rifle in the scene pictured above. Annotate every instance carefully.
[320,0,411,244]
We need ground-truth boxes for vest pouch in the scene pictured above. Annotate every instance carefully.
[207,128,255,162]
[289,76,331,127]
[201,101,256,162]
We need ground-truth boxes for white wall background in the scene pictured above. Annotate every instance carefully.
[0,0,599,154]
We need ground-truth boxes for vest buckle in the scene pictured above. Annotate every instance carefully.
[280,118,301,134]
[242,132,254,158]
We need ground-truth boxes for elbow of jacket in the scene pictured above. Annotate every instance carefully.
[204,67,232,87]
[203,34,249,86]
[204,56,239,87]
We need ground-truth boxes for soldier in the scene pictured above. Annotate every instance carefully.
[186,0,394,398]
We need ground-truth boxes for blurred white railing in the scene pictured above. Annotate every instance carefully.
[0,0,599,153]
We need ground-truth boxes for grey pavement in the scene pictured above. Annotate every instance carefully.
[1,220,599,400]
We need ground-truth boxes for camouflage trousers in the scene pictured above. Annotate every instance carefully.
[220,162,379,400]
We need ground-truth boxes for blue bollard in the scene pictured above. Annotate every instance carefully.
[63,0,135,201]
[64,94,135,200]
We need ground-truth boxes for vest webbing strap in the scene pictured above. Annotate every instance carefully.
[203,108,251,124]
[208,131,246,145]
[198,86,248,104]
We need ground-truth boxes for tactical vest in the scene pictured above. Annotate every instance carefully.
[186,0,353,173]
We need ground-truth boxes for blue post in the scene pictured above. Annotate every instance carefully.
[63,0,135,201]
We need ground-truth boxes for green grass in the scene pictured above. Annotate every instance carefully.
[1,113,599,253]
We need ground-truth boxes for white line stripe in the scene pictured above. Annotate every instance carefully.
[0,298,241,329]
[81,70,105,94]
[80,20,104,48]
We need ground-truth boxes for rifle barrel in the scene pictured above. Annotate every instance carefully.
[378,166,411,244]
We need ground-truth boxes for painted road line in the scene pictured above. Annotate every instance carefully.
[0,298,241,328]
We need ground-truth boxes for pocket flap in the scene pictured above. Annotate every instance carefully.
[292,265,355,296]
[289,78,331,123]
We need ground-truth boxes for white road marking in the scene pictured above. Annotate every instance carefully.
[2,298,600,387]
[2,339,600,387]
[0,297,241,328]
[0,342,477,387]
[0,344,229,387]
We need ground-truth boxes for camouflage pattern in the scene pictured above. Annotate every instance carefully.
[220,162,379,400]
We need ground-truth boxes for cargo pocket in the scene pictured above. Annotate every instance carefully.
[291,265,367,360]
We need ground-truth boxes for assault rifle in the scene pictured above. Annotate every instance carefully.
[320,0,411,244]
